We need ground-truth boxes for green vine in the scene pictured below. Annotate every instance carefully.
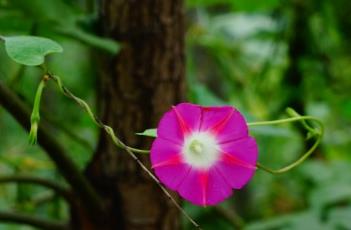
[248,111,324,174]
[47,72,325,176]
[47,74,201,229]
[27,71,323,230]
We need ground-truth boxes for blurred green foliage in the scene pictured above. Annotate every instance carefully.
[0,0,350,229]
[184,0,351,229]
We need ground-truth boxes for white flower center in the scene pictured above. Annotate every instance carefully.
[182,132,220,169]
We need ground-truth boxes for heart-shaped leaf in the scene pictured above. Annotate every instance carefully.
[2,35,63,66]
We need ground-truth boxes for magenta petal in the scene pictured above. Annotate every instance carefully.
[177,169,204,206]
[173,103,202,131]
[206,168,233,206]
[221,152,257,170]
[157,103,202,143]
[216,109,248,143]
[172,106,191,135]
[220,136,258,165]
[178,168,232,206]
[200,106,233,130]
[150,137,182,165]
[154,164,191,190]
[151,137,189,190]
[152,154,182,169]
[156,110,184,144]
[200,106,248,143]
[199,172,208,206]
[217,137,258,189]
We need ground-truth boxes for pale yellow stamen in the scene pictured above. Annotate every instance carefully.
[190,140,203,155]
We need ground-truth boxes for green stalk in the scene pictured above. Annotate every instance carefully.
[29,76,48,144]
[249,109,324,174]
[48,74,201,229]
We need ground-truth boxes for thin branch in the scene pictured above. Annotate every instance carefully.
[0,82,104,219]
[49,74,202,229]
[0,175,73,204]
[0,211,68,230]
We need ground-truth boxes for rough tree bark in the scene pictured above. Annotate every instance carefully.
[84,0,185,229]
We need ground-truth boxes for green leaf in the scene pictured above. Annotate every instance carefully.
[2,35,63,66]
[10,0,77,24]
[245,211,327,230]
[186,0,229,8]
[232,0,280,11]
[136,129,157,138]
[56,26,120,54]
[309,184,351,209]
[0,10,33,34]
[189,83,226,106]
[328,207,351,229]
[298,161,333,185]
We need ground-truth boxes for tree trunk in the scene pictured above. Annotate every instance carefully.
[83,0,185,229]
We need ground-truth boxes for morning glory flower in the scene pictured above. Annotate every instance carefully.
[150,103,258,206]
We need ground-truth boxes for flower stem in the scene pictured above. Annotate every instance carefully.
[125,146,150,154]
[0,82,104,219]
[29,75,49,144]
[48,74,201,229]
[250,109,324,174]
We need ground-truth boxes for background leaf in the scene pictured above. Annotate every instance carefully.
[55,26,120,54]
